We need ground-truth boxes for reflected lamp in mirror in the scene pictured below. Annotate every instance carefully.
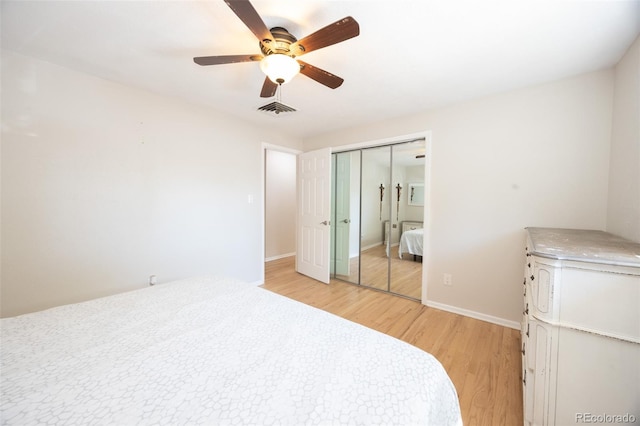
[408,183,425,206]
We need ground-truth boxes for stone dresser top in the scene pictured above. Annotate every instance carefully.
[526,227,640,268]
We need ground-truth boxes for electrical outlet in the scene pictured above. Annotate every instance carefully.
[443,273,453,286]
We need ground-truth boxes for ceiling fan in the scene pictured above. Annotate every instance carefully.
[194,0,360,98]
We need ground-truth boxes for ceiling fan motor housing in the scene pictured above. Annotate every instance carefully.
[260,27,301,57]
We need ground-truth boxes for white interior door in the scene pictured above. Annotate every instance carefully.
[296,147,331,283]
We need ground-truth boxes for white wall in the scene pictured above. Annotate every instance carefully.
[304,70,614,324]
[265,149,297,260]
[1,50,300,317]
[607,36,640,242]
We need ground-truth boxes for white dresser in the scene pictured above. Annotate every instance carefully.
[522,228,639,426]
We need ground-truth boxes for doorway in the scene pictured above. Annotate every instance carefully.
[264,145,299,270]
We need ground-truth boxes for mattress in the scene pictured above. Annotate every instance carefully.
[399,228,424,258]
[1,277,461,425]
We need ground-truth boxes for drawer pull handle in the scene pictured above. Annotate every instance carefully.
[524,304,529,315]
[523,278,526,286]
[522,343,526,356]
[528,263,531,268]
[526,324,530,337]
[523,370,527,386]
[530,275,535,281]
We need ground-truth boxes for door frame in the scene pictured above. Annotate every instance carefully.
[260,142,302,285]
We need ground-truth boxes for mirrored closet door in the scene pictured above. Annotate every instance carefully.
[330,139,425,300]
[360,145,391,292]
[330,150,361,284]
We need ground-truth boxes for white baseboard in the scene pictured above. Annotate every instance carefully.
[425,300,520,330]
[265,252,295,262]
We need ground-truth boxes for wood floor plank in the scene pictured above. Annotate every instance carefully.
[261,256,523,426]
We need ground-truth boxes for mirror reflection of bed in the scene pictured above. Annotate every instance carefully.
[399,225,423,261]
[331,139,426,301]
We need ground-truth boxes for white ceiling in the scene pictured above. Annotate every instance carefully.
[2,0,639,139]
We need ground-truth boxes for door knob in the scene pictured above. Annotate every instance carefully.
[320,220,330,225]
[342,219,350,223]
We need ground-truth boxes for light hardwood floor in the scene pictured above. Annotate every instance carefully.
[336,244,423,300]
[262,256,523,426]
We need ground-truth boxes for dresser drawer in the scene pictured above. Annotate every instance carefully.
[527,257,562,323]
[522,317,556,426]
[523,367,534,426]
[558,266,640,342]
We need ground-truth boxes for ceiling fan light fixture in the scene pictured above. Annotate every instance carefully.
[260,54,300,85]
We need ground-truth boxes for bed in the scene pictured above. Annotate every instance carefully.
[1,277,462,425]
[399,228,424,259]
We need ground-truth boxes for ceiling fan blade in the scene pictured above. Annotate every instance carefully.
[193,54,262,66]
[290,17,359,56]
[260,77,278,98]
[224,0,274,43]
[298,61,344,89]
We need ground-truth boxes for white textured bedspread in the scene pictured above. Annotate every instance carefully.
[1,277,461,425]
[399,228,424,258]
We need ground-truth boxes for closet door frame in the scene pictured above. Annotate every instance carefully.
[330,131,432,304]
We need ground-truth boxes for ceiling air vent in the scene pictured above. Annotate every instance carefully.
[258,101,297,115]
